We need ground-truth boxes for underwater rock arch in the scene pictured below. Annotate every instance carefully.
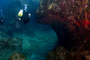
[36,0,90,49]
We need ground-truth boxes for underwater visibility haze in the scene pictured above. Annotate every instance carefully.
[0,0,58,60]
[1,0,90,60]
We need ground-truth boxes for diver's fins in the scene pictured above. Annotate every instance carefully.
[16,21,20,29]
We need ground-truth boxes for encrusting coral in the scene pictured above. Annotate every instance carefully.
[9,52,26,60]
[36,0,90,60]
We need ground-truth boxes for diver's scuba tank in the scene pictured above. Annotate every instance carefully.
[18,9,23,18]
[18,4,27,18]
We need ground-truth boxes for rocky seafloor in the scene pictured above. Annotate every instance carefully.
[36,0,90,60]
[0,24,58,60]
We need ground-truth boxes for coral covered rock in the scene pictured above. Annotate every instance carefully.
[36,0,90,60]
[70,50,90,60]
[46,46,70,60]
[46,46,90,60]
[9,52,26,60]
[0,37,22,50]
[36,0,90,49]
[0,37,22,60]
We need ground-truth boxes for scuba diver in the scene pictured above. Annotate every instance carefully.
[17,4,31,24]
[0,10,4,28]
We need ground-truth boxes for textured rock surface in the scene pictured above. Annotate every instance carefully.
[0,37,22,50]
[36,0,90,49]
[9,52,26,60]
[46,47,70,60]
[36,0,90,60]
[0,36,22,60]
[46,46,90,60]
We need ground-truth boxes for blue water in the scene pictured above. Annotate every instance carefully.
[0,0,58,60]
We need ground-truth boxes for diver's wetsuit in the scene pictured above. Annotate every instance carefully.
[22,11,30,24]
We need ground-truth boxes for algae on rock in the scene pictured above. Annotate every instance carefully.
[9,52,26,60]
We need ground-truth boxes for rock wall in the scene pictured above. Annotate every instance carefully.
[36,0,90,59]
[36,0,90,49]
